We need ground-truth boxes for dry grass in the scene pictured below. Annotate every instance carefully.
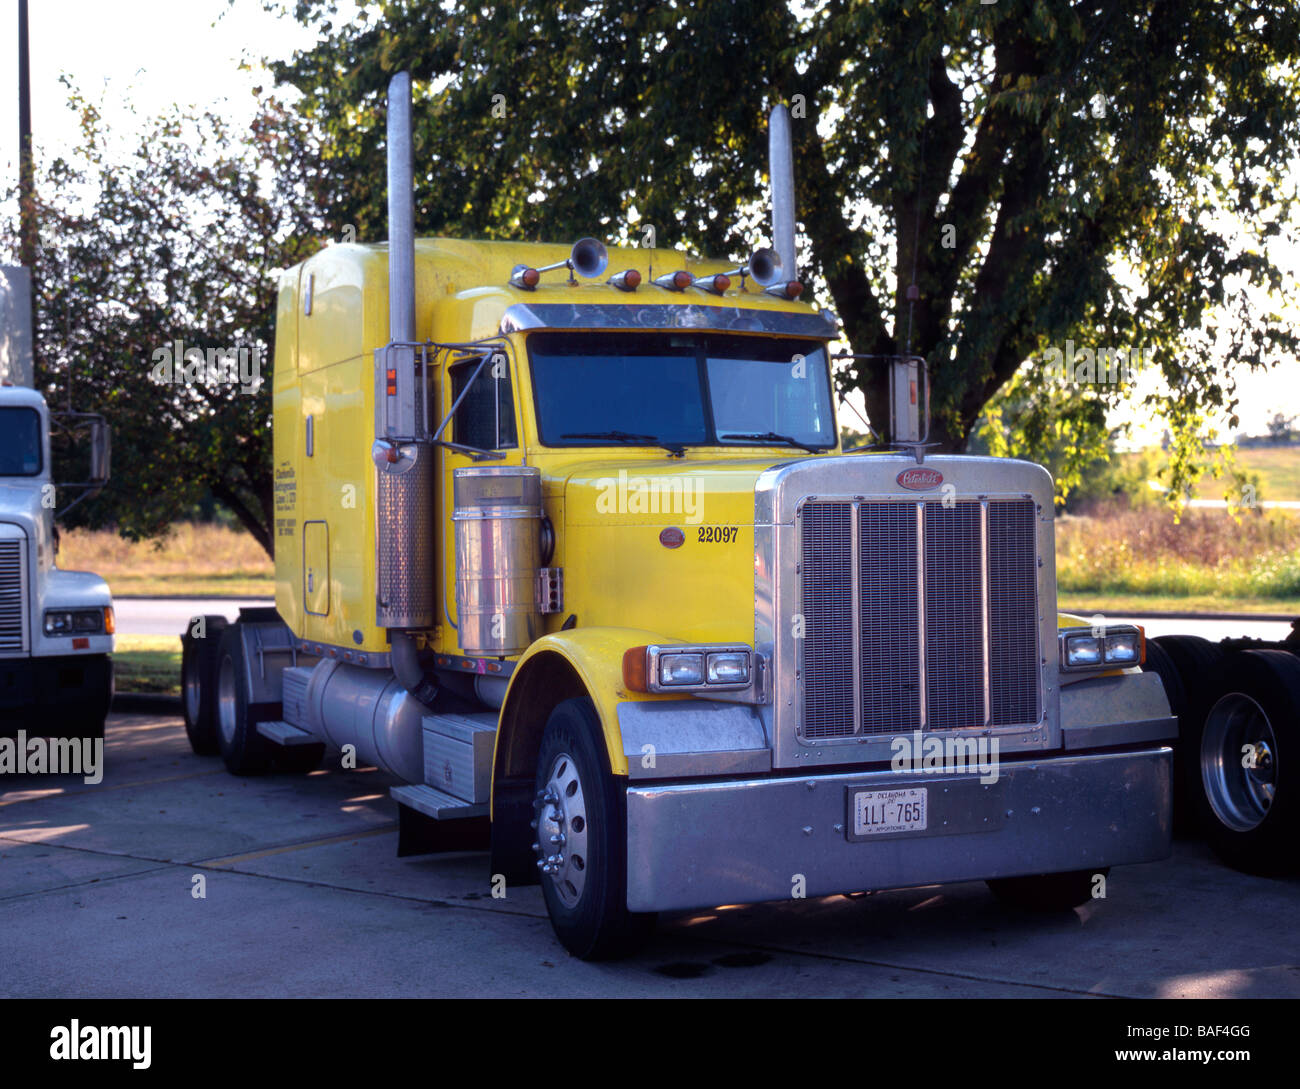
[61,523,273,597]
[1057,501,1300,604]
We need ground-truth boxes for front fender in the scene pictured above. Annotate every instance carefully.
[502,627,682,777]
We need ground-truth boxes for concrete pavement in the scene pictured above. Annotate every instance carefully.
[1,711,1296,998]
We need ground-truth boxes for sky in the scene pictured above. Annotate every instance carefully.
[0,0,1294,445]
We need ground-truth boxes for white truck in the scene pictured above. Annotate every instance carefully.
[0,266,115,738]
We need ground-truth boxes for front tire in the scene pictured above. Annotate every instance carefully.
[533,698,656,960]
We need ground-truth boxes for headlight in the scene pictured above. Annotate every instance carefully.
[44,608,107,636]
[623,644,755,693]
[1059,625,1144,672]
[706,651,750,685]
[660,653,705,686]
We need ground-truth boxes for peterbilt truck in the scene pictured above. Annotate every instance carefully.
[0,266,115,738]
[181,74,1175,959]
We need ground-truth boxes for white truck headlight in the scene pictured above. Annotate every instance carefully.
[706,651,750,685]
[44,608,106,636]
[1059,625,1144,672]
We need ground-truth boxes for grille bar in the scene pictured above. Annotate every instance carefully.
[799,498,1039,739]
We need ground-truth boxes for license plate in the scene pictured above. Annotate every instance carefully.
[851,788,928,837]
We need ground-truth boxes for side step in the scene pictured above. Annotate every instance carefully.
[391,783,488,820]
[256,720,319,747]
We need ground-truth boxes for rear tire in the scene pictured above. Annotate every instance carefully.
[215,625,271,776]
[533,698,656,960]
[1197,649,1300,875]
[1149,635,1227,834]
[987,867,1108,912]
[181,615,228,755]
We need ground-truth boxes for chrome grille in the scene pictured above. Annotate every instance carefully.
[0,540,25,652]
[799,498,1040,738]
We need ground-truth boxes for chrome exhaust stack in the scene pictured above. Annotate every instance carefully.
[769,104,796,280]
[374,71,437,635]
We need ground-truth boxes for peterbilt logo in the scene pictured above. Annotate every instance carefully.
[896,468,943,491]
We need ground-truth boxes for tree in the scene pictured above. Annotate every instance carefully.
[270,0,1300,504]
[1,87,332,555]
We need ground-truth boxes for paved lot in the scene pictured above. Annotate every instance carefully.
[1,711,1297,998]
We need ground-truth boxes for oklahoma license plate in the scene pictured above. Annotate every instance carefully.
[852,788,928,837]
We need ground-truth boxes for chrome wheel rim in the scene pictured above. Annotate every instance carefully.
[217,655,238,747]
[1201,692,1277,832]
[534,752,589,908]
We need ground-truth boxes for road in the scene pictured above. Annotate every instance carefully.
[1,710,1296,998]
[115,597,1296,642]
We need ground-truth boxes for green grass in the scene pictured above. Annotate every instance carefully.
[1120,443,1300,501]
[114,635,181,697]
[1058,592,1300,616]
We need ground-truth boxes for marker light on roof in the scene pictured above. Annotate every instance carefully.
[654,270,693,291]
[510,265,541,290]
[608,269,641,291]
[692,273,731,295]
[765,280,803,300]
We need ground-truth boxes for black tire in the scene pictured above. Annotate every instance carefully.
[1141,640,1192,830]
[1150,634,1228,834]
[215,625,271,775]
[987,867,1109,912]
[533,698,656,960]
[1196,649,1300,875]
[181,615,228,755]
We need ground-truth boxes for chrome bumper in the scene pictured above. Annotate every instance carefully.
[625,746,1172,913]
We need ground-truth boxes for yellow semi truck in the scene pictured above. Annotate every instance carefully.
[182,74,1176,958]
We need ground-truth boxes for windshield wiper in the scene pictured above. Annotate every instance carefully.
[718,431,824,454]
[561,430,686,457]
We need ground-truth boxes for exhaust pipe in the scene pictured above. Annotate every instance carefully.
[769,104,796,280]
[375,71,437,704]
[387,71,415,343]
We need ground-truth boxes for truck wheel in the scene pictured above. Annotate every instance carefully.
[215,625,270,776]
[986,867,1108,912]
[1197,649,1300,875]
[533,698,656,960]
[1150,635,1227,834]
[181,615,228,755]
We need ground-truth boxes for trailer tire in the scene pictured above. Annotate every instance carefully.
[1140,640,1192,830]
[986,867,1108,912]
[1197,649,1300,875]
[181,615,228,755]
[215,625,270,776]
[1150,634,1227,834]
[533,697,656,960]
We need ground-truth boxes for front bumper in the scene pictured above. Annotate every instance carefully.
[625,746,1172,913]
[0,653,114,716]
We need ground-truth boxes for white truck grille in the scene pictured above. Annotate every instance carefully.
[0,539,26,652]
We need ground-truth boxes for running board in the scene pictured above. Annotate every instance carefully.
[391,783,488,820]
[256,720,319,747]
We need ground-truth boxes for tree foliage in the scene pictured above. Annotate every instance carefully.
[271,0,1300,504]
[1,87,330,554]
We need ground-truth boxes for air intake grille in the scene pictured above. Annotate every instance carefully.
[799,498,1040,739]
[0,540,25,652]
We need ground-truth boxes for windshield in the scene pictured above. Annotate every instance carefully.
[527,332,836,450]
[0,407,42,476]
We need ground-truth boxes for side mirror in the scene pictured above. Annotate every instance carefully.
[89,418,111,486]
